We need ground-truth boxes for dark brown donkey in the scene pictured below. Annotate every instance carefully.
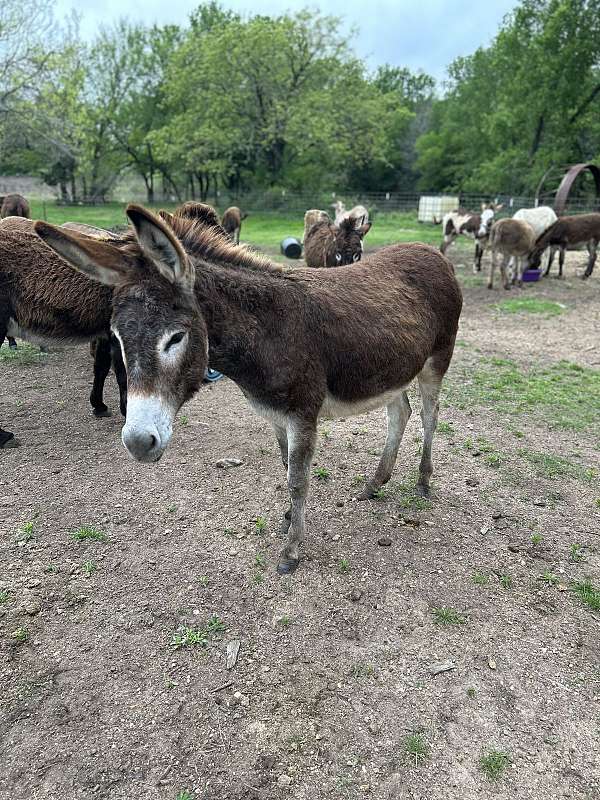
[221,206,248,244]
[528,213,600,278]
[304,216,372,268]
[0,222,127,449]
[0,193,30,219]
[34,205,462,574]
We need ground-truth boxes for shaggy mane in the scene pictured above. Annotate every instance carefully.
[119,212,284,275]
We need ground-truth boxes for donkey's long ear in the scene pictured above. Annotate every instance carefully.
[34,221,130,286]
[126,204,193,289]
[357,222,372,238]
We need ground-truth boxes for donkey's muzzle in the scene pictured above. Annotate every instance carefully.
[121,393,173,463]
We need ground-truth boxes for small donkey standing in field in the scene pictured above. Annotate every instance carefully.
[304,216,371,267]
[488,218,536,289]
[527,213,600,279]
[439,203,503,272]
[35,204,462,574]
[221,206,248,244]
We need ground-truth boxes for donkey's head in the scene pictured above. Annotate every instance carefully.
[330,217,372,265]
[478,203,504,239]
[34,206,208,463]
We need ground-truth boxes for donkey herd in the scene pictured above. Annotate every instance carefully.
[0,191,597,573]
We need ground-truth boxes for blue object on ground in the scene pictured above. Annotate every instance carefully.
[204,368,224,382]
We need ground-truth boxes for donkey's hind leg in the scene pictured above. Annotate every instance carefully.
[272,422,293,537]
[358,392,412,500]
[416,358,444,497]
[90,337,112,417]
[583,239,597,279]
[277,417,316,575]
[0,315,17,448]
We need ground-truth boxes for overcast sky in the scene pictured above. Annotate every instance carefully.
[54,0,518,83]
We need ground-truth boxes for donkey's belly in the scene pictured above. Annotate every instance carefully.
[319,386,410,420]
[7,318,89,347]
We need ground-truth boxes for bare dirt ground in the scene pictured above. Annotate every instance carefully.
[1,244,599,800]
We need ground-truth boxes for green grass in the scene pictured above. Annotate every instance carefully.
[570,543,585,562]
[539,571,558,585]
[11,626,29,643]
[479,749,511,781]
[498,574,512,589]
[472,572,489,586]
[17,520,36,542]
[176,791,195,800]
[339,557,350,574]
[82,560,97,577]
[437,421,455,435]
[518,449,596,482]
[27,203,442,251]
[0,341,49,366]
[70,525,107,542]
[254,516,268,535]
[448,358,600,435]
[571,580,600,611]
[0,590,10,604]
[494,298,565,317]
[403,732,430,766]
[313,466,330,480]
[432,607,466,625]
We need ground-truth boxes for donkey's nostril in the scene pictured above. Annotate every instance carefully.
[122,426,162,462]
[148,434,158,450]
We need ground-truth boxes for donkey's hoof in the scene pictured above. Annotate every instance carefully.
[277,557,300,575]
[357,487,376,501]
[0,431,19,449]
[415,484,430,498]
[93,406,111,418]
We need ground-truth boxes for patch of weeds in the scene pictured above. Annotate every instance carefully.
[403,732,429,766]
[313,466,330,481]
[531,533,543,546]
[0,342,48,366]
[320,427,331,439]
[485,451,504,469]
[350,662,375,678]
[518,449,595,482]
[278,615,291,627]
[372,487,387,500]
[351,474,365,486]
[479,749,510,781]
[498,574,512,589]
[390,475,432,511]
[11,626,29,644]
[495,297,565,317]
[176,791,195,800]
[437,421,455,435]
[254,552,266,569]
[448,358,600,434]
[197,575,209,586]
[17,520,36,543]
[472,572,489,586]
[223,527,237,538]
[70,525,107,542]
[171,626,207,650]
[570,543,585,562]
[179,415,189,426]
[43,564,58,574]
[251,572,264,585]
[466,687,476,698]
[254,516,268,535]
[433,607,466,625]
[339,557,350,574]
[539,571,558,585]
[0,589,10,604]
[166,503,178,513]
[205,614,226,636]
[82,560,97,577]
[571,580,600,611]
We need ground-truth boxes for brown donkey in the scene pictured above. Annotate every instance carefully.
[221,206,248,244]
[528,213,600,278]
[304,216,372,268]
[0,222,127,448]
[0,193,30,219]
[34,205,462,574]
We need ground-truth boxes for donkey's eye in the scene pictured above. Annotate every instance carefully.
[353,252,361,262]
[165,331,186,351]
[335,252,342,263]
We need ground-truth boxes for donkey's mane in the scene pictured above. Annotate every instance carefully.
[120,213,284,276]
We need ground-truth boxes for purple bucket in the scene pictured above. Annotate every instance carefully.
[522,269,542,283]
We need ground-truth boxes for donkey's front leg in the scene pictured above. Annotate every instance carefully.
[416,360,443,497]
[277,418,316,575]
[272,422,292,537]
[90,337,112,417]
